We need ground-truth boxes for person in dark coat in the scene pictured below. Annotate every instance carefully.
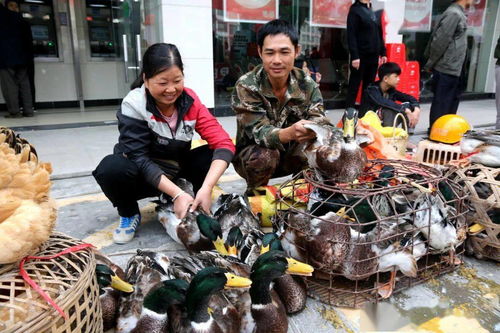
[0,2,33,118]
[346,0,387,108]
[494,36,500,129]
[6,0,36,109]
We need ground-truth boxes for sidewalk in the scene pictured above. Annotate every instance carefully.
[5,99,498,332]
[11,99,498,178]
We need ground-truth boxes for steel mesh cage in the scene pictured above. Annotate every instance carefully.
[274,160,468,308]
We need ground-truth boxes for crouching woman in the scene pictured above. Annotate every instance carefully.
[93,43,235,244]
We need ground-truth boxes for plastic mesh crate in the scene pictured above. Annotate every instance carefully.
[414,139,462,166]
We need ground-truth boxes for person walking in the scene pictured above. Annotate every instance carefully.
[495,36,500,129]
[424,0,472,132]
[0,2,33,118]
[346,0,387,110]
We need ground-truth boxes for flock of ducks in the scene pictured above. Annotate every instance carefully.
[93,109,471,331]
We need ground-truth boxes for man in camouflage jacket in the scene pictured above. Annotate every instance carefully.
[232,19,330,193]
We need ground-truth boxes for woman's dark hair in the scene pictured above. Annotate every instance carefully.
[378,62,402,80]
[257,19,299,49]
[130,43,184,90]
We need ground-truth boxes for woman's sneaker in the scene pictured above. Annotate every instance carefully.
[113,214,141,244]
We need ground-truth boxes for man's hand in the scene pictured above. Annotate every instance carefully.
[279,119,316,143]
[173,192,194,219]
[380,56,387,64]
[190,185,212,215]
[351,59,360,70]
[404,109,419,128]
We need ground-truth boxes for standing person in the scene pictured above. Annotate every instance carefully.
[93,43,235,244]
[6,0,36,110]
[424,0,472,132]
[232,19,332,194]
[0,2,33,118]
[495,36,500,129]
[346,0,387,110]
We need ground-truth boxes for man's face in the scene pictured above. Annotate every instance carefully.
[258,33,300,82]
[384,73,400,88]
[465,0,473,9]
[7,1,19,12]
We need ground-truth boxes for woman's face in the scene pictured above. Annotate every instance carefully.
[144,66,184,109]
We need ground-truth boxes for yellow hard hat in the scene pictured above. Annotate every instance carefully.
[429,115,471,144]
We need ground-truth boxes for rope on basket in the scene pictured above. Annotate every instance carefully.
[19,243,95,319]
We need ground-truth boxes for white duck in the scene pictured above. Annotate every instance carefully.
[460,129,500,167]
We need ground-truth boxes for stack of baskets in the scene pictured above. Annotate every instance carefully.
[445,164,500,262]
[274,160,467,308]
[0,233,102,333]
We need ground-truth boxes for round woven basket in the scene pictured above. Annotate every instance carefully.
[445,164,500,262]
[0,232,102,333]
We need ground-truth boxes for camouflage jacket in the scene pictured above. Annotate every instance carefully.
[232,64,330,151]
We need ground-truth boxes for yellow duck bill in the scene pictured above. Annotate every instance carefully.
[213,236,229,256]
[343,117,356,139]
[110,274,134,293]
[224,273,252,289]
[286,257,314,276]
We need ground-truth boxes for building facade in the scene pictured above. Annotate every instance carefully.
[1,0,499,115]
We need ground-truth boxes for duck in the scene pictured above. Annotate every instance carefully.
[344,219,426,298]
[412,192,466,264]
[461,129,500,167]
[247,250,314,333]
[156,182,228,254]
[303,108,367,183]
[94,252,134,331]
[116,250,176,333]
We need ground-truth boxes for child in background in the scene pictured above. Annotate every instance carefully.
[361,62,421,132]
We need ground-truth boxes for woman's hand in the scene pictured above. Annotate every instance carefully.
[191,185,212,214]
[173,192,194,219]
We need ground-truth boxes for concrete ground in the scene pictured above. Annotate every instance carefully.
[6,99,500,332]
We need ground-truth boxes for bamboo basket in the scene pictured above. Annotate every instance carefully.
[0,232,102,333]
[384,113,408,157]
[445,164,500,262]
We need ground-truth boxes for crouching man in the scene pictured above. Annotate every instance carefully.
[232,19,330,194]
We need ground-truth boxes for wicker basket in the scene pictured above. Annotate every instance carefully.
[384,113,409,157]
[0,232,102,333]
[445,164,500,262]
[415,139,462,166]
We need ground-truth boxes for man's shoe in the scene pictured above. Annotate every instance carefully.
[5,113,23,119]
[113,214,141,244]
[23,113,34,117]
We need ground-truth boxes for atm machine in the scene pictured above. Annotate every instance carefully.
[19,0,58,58]
[85,0,120,58]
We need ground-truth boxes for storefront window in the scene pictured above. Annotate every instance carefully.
[401,0,489,98]
[212,0,351,112]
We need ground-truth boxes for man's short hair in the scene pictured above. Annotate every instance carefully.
[378,62,402,80]
[257,19,299,48]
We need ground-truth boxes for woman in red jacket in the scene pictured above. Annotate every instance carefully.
[93,43,235,244]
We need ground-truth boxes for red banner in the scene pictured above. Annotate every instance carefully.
[310,0,352,28]
[223,0,278,23]
[467,0,487,29]
[401,0,433,32]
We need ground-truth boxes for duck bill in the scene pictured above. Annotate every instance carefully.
[343,117,356,140]
[227,245,238,257]
[213,236,229,256]
[224,273,252,289]
[260,245,270,255]
[110,275,134,293]
[286,257,314,277]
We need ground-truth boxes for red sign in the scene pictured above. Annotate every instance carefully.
[310,0,352,28]
[223,0,278,23]
[401,0,433,32]
[467,0,487,29]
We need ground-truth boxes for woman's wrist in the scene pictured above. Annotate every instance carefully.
[172,190,186,202]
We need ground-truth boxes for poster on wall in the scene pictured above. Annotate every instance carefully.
[401,0,433,32]
[309,0,352,28]
[467,0,487,36]
[223,0,278,23]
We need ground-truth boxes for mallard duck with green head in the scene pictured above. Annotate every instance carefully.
[95,263,134,332]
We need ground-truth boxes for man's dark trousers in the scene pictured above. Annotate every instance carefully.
[429,70,461,130]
